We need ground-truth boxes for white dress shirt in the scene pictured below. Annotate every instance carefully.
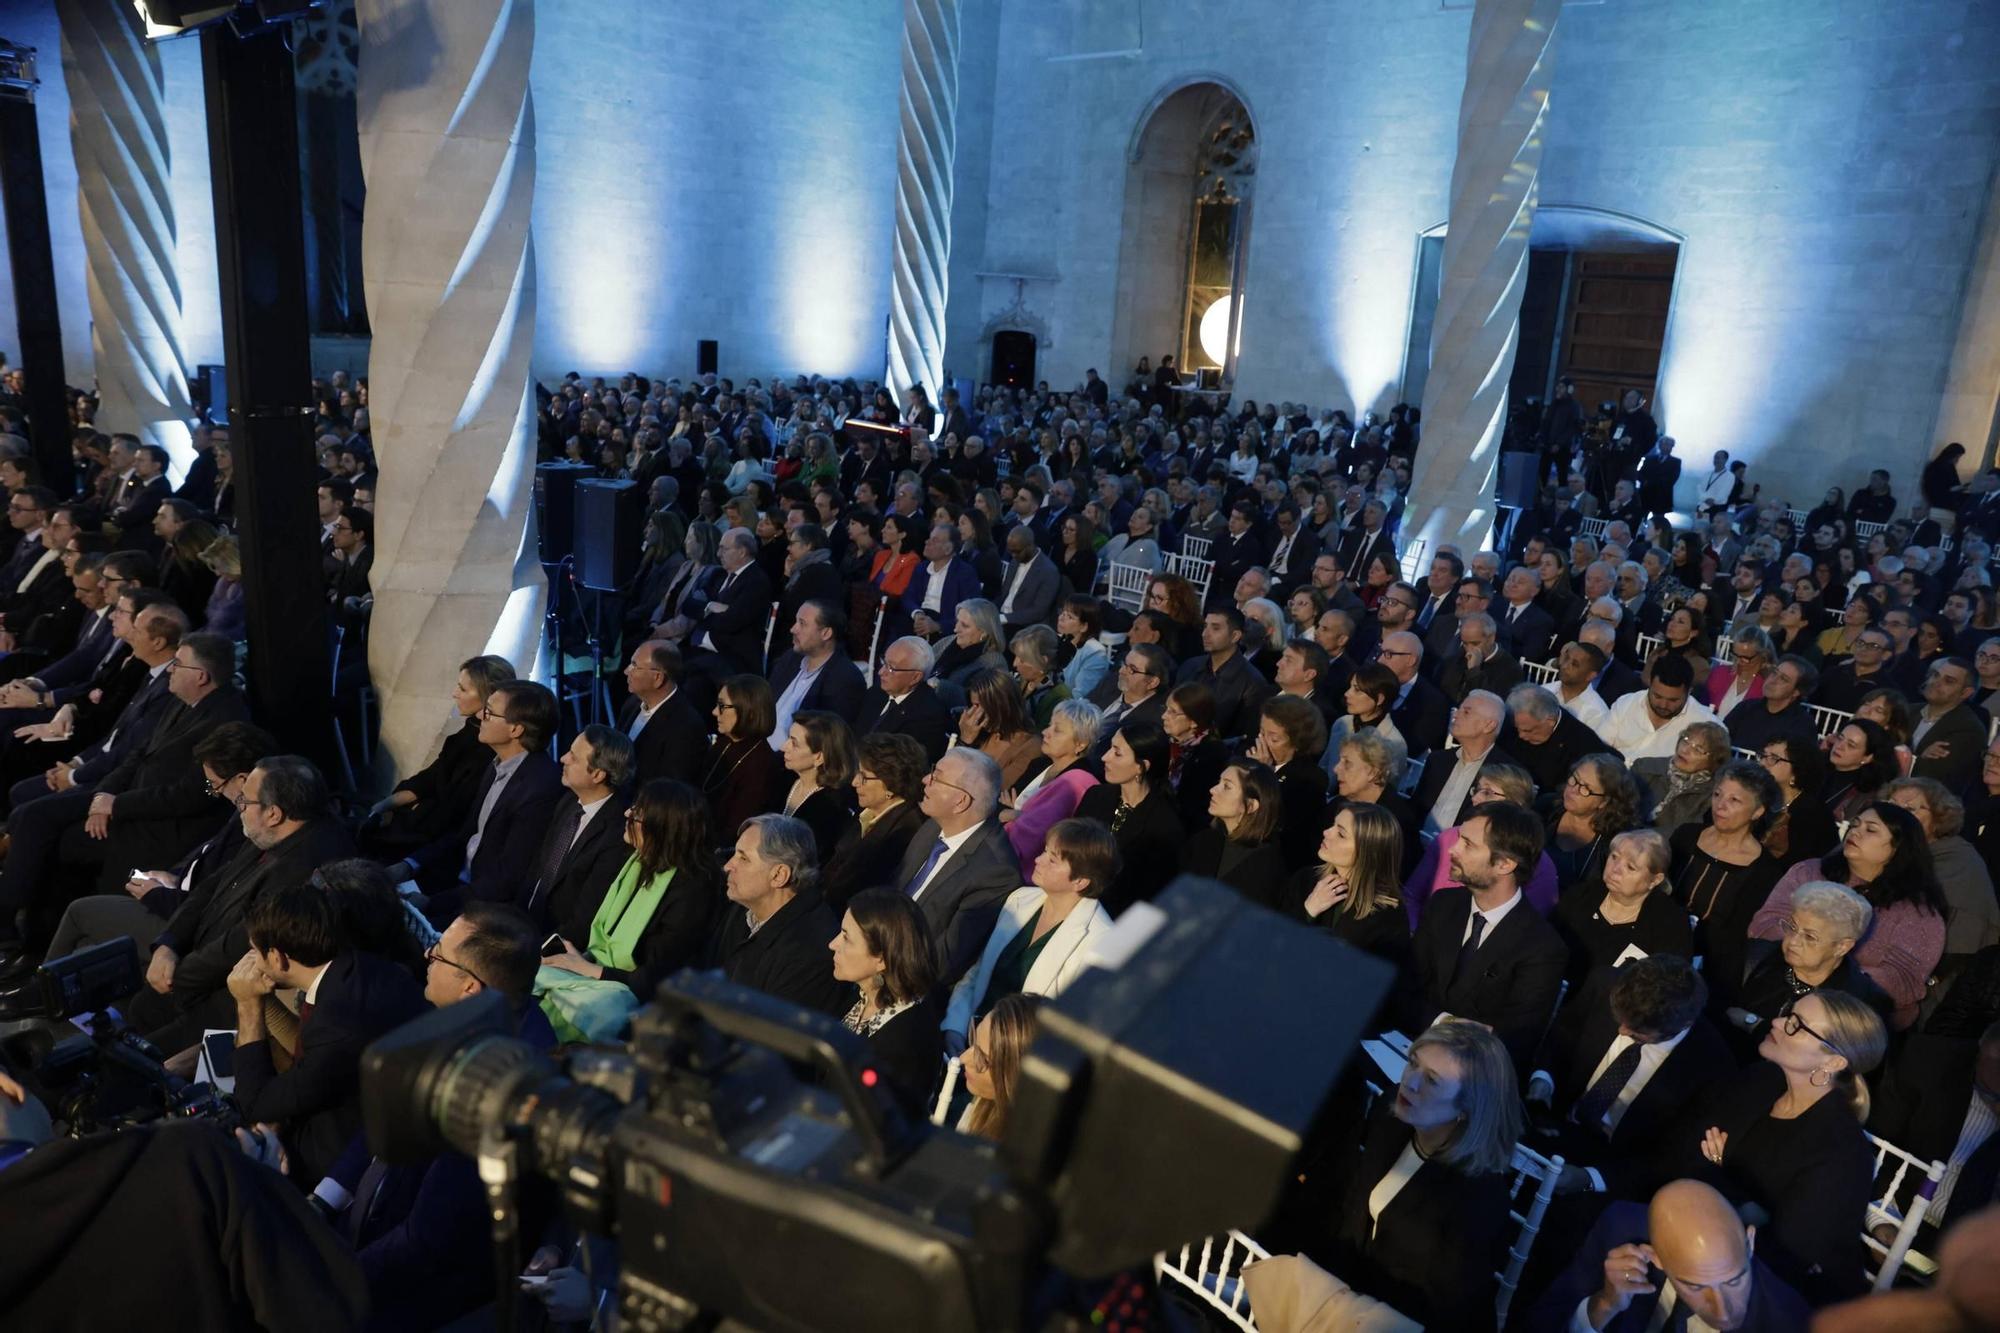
[1601,689,1720,765]
[908,823,981,901]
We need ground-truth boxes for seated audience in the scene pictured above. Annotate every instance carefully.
[1001,698,1102,876]
[709,813,846,1015]
[1552,829,1695,983]
[1404,761,1562,926]
[1073,720,1185,914]
[1631,719,1730,842]
[778,710,859,866]
[526,724,636,932]
[958,991,1042,1138]
[1273,802,1411,975]
[1668,759,1787,999]
[822,732,927,910]
[702,673,785,839]
[892,745,1019,985]
[1249,693,1331,870]
[361,653,514,855]
[1546,753,1640,895]
[1182,760,1289,905]
[1756,733,1839,867]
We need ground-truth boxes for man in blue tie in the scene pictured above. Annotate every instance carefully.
[890,746,1019,992]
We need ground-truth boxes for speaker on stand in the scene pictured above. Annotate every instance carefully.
[570,478,643,725]
[534,461,595,734]
[1496,450,1541,555]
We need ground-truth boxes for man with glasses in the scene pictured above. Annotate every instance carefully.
[326,504,373,634]
[892,746,1017,991]
[1602,651,1718,765]
[615,640,703,784]
[1094,642,1170,748]
[0,556,117,722]
[1532,1178,1807,1331]
[0,490,73,658]
[1377,628,1449,755]
[855,634,949,763]
[126,755,353,1052]
[1505,682,1612,802]
[400,679,562,920]
[1727,654,1820,754]
[1814,626,1895,713]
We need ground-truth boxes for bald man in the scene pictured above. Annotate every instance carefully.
[1529,1178,1808,1331]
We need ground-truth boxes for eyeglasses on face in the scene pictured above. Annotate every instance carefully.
[1776,1002,1830,1046]
[425,944,490,989]
[1566,772,1603,799]
[477,705,512,722]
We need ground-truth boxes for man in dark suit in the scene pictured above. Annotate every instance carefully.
[1175,607,1275,741]
[1264,506,1319,598]
[228,879,428,1185]
[1411,551,1465,652]
[1336,501,1395,581]
[855,635,951,763]
[1093,643,1171,751]
[0,484,59,602]
[768,599,868,734]
[401,679,563,918]
[775,523,842,638]
[901,523,982,641]
[1529,1180,1808,1332]
[0,556,122,716]
[1378,629,1450,755]
[1208,502,1268,612]
[1407,802,1568,1067]
[128,755,354,1052]
[1436,614,1524,705]
[1495,565,1558,664]
[527,725,637,932]
[1412,690,1515,835]
[683,527,774,674]
[893,746,1019,993]
[1527,955,1733,1199]
[616,640,705,785]
[1503,683,1612,809]
[310,904,555,1331]
[709,813,846,1015]
[0,490,74,654]
[996,525,1061,634]
[104,443,174,549]
[1912,656,1987,791]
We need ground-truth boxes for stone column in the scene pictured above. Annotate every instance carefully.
[1933,162,2000,475]
[57,0,192,468]
[885,0,962,407]
[1408,0,1560,553]
[357,0,543,779]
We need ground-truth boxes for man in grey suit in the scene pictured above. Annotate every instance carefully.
[996,526,1060,636]
[892,746,1019,998]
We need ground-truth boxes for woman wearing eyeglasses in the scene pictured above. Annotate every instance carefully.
[1756,735,1839,866]
[703,675,783,843]
[1680,989,1884,1305]
[1631,721,1731,844]
[1749,801,1948,1030]
[538,779,722,1042]
[1726,881,1890,1043]
[1545,754,1638,896]
[1705,626,1773,720]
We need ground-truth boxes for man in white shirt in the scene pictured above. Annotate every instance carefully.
[1548,641,1612,732]
[1600,653,1718,764]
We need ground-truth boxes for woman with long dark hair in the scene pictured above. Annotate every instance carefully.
[1183,760,1289,904]
[1758,733,1839,866]
[703,675,784,840]
[829,888,945,1118]
[1750,800,1948,1028]
[1075,720,1186,914]
[1545,753,1639,894]
[961,993,1042,1139]
[539,779,723,1041]
[1821,718,1901,820]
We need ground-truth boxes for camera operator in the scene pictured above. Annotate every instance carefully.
[0,1060,367,1329]
[229,878,426,1185]
[306,903,563,1331]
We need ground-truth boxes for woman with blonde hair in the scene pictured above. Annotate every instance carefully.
[1322,1020,1523,1330]
[961,992,1042,1139]
[1551,828,1694,982]
[1686,989,1884,1304]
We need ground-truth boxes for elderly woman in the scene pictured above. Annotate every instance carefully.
[934,597,1008,687]
[1184,761,1290,904]
[822,733,927,910]
[1240,596,1289,678]
[1329,729,1419,873]
[1008,624,1070,729]
[1883,777,2000,991]
[956,666,1043,790]
[1751,801,1948,1029]
[779,710,859,866]
[1681,990,1884,1305]
[1634,720,1732,842]
[1251,694,1331,870]
[1075,721,1187,915]
[826,888,945,1119]
[1728,881,1892,1035]
[1669,759,1787,991]
[1821,718,1902,820]
[1316,1021,1522,1331]
[945,818,1116,1054]
[1545,753,1640,895]
[1707,626,1774,719]
[1055,595,1111,699]
[1001,698,1102,876]
[1758,734,1839,866]
[1553,828,1695,982]
[1275,802,1411,969]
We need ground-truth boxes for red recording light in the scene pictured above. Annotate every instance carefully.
[861,1067,879,1087]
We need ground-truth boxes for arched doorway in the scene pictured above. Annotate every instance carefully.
[990,329,1037,387]
[1110,80,1257,391]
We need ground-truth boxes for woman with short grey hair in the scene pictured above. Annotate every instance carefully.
[1729,880,1890,1042]
[1001,698,1104,878]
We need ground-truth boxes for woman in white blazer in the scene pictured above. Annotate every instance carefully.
[944,818,1117,1048]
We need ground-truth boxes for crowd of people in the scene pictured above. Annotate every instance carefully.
[0,353,1997,1331]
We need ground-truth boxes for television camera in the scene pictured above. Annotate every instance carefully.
[361,877,1395,1332]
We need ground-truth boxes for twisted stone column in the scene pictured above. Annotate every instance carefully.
[1408,0,1560,553]
[357,0,543,778]
[58,0,192,468]
[885,0,961,407]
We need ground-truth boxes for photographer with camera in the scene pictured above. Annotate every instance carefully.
[229,878,427,1185]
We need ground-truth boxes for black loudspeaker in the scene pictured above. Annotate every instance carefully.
[697,339,718,377]
[535,460,595,565]
[575,478,644,592]
[1498,451,1540,509]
